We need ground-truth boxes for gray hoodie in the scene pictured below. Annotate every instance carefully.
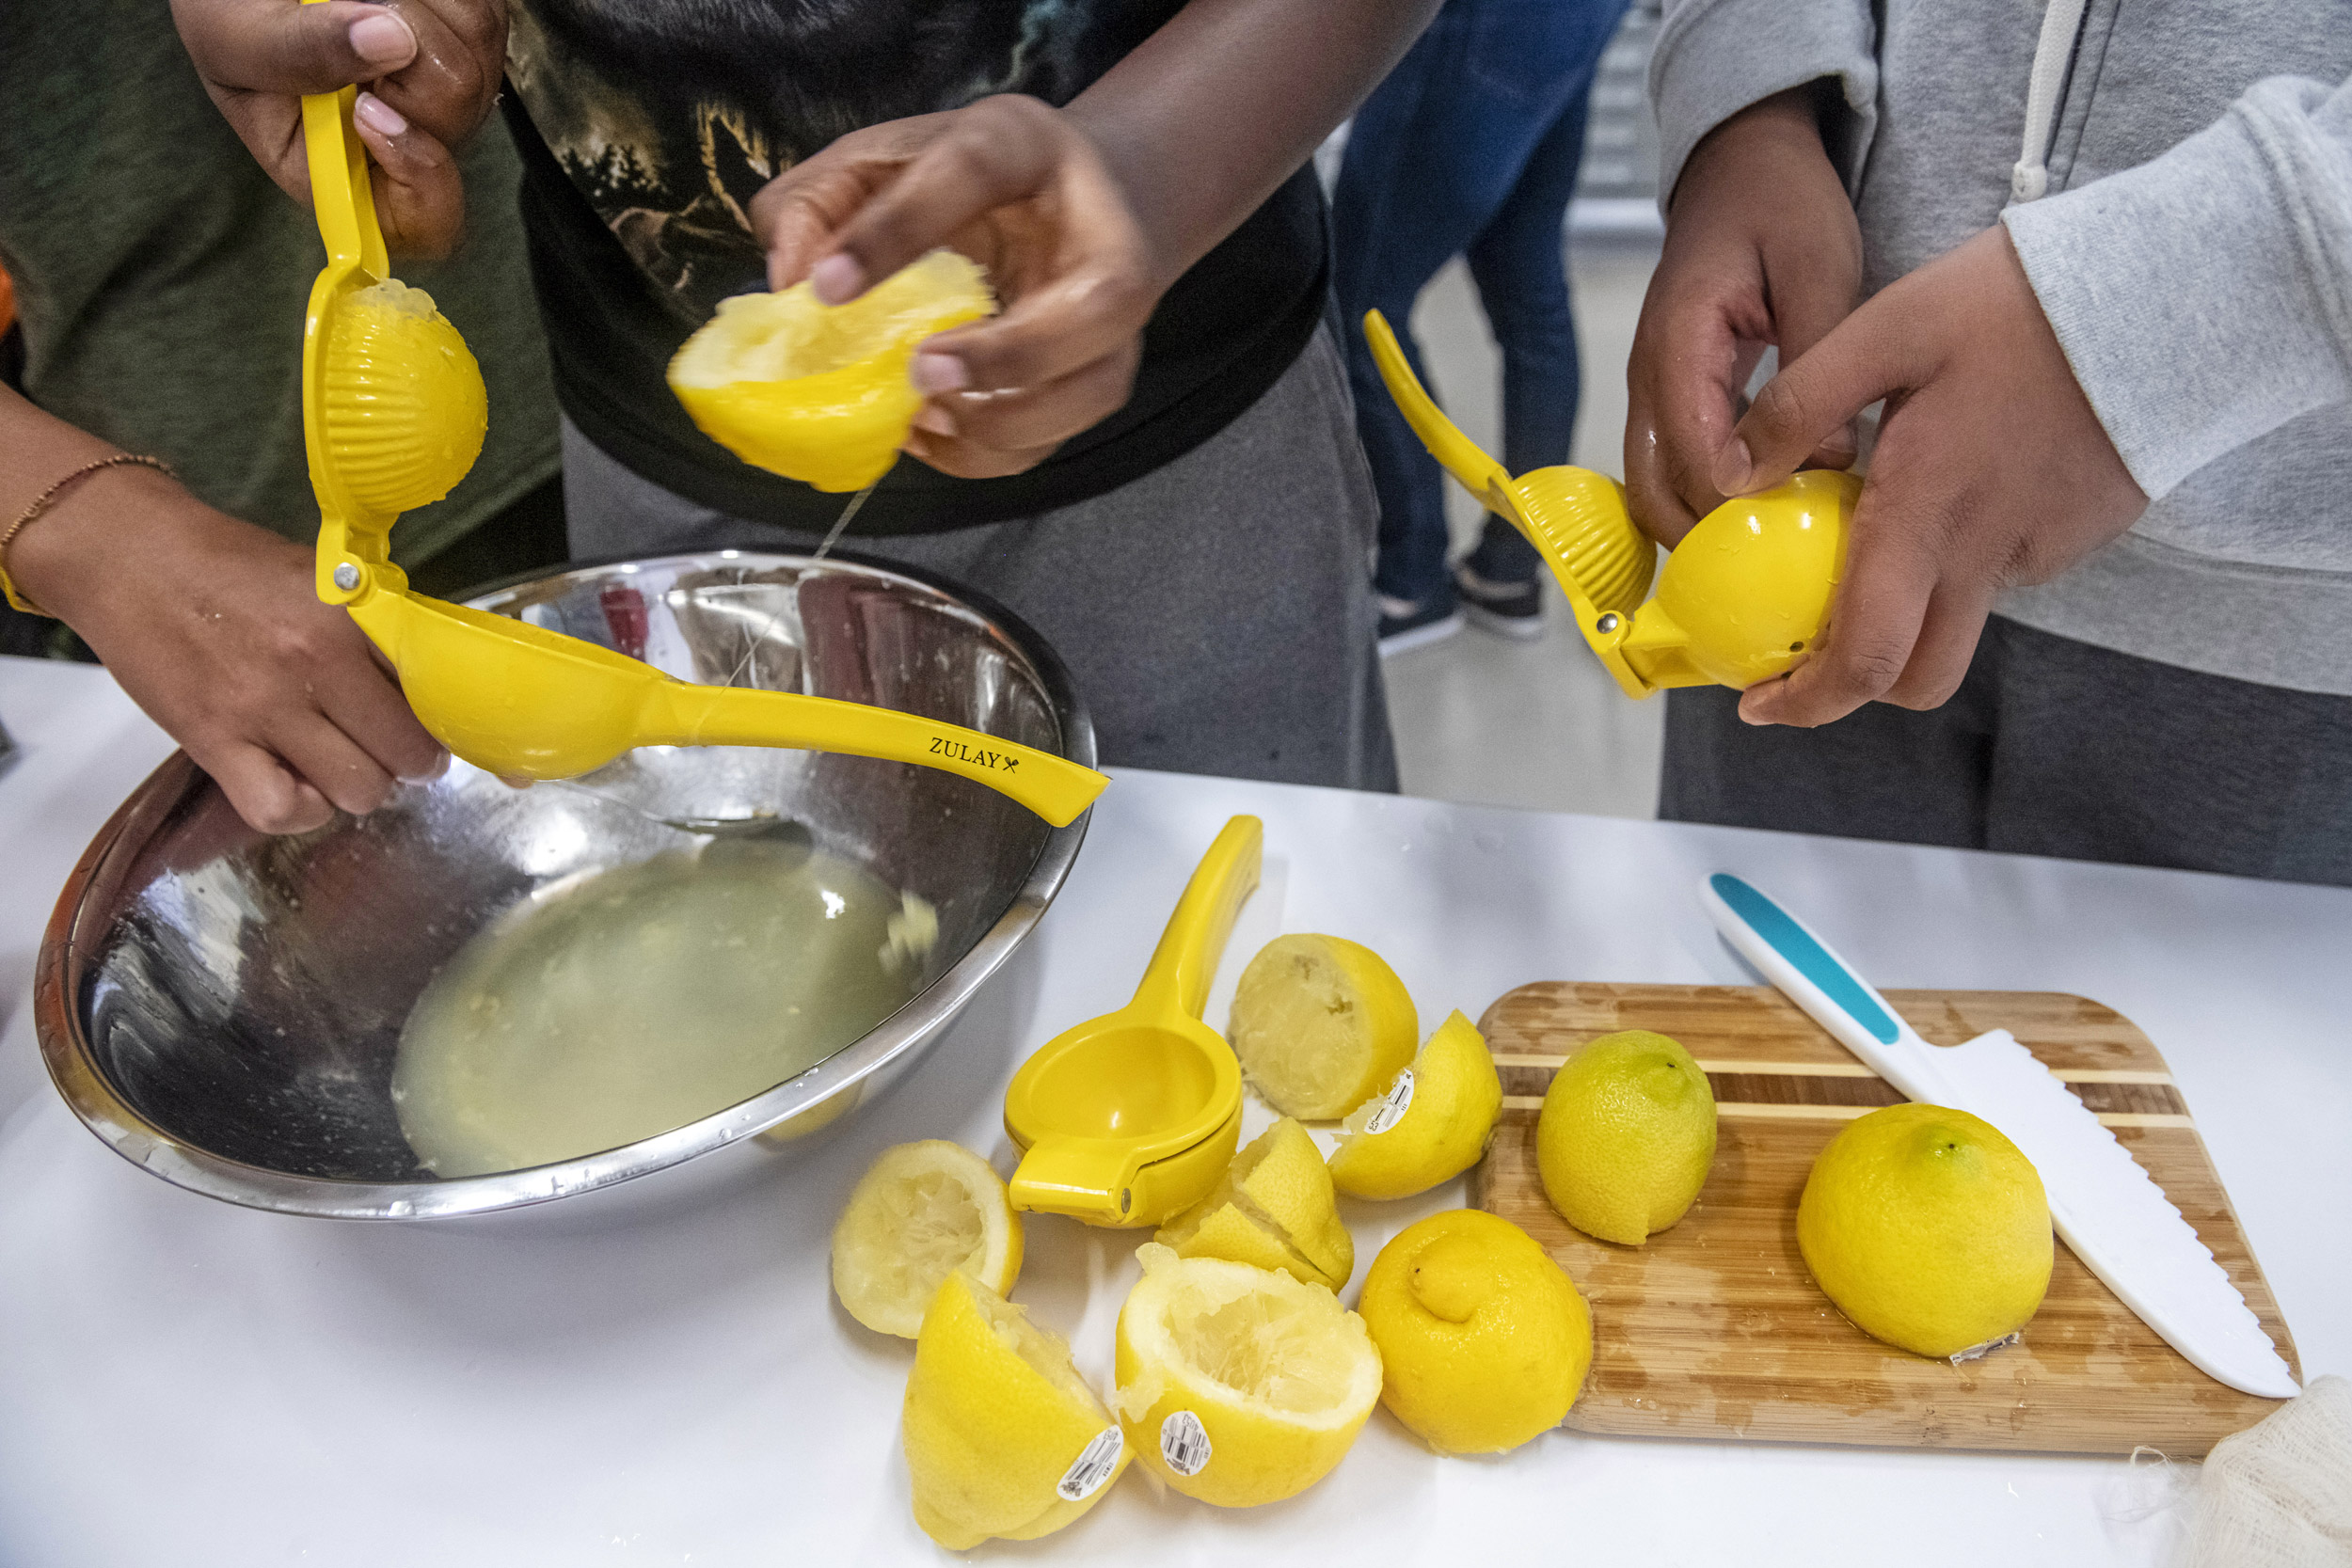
[1648,0,2352,695]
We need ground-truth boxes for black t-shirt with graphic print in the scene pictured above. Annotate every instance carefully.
[502,0,1329,537]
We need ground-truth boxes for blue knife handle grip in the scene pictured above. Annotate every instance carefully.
[1708,875,1900,1045]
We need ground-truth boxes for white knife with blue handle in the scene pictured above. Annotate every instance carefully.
[1700,872,2298,1400]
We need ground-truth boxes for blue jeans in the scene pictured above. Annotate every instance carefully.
[1332,0,1629,606]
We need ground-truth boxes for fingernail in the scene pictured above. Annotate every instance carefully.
[348,11,417,66]
[1712,437,1754,497]
[354,90,407,137]
[912,352,970,395]
[810,253,866,306]
[913,404,958,437]
[399,750,452,784]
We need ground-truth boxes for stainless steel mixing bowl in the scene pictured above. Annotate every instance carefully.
[34,552,1094,1220]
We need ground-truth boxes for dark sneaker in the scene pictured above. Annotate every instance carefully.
[1453,562,1544,641]
[1376,592,1465,657]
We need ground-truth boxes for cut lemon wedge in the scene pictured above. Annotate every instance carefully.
[1154,1117,1354,1291]
[832,1140,1023,1338]
[1327,1009,1503,1200]
[1113,1243,1382,1507]
[667,248,993,492]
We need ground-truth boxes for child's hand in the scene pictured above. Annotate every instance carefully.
[1715,226,2147,727]
[1626,87,1863,546]
[170,0,506,257]
[9,471,446,833]
[751,96,1161,481]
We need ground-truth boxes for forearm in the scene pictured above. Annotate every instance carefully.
[1066,0,1438,284]
[0,385,135,521]
[2001,71,2352,499]
[0,385,185,616]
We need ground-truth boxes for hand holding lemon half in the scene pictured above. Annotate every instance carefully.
[667,249,994,492]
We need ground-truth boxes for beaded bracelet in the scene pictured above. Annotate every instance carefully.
[0,453,178,616]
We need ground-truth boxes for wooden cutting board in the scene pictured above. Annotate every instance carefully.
[1470,984,2301,1456]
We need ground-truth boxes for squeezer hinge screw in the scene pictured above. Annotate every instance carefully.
[332,562,361,592]
[1595,612,1622,634]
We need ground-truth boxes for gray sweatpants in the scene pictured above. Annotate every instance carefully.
[564,326,1398,791]
[1661,615,2352,887]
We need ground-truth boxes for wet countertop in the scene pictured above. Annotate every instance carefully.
[1,653,2344,1565]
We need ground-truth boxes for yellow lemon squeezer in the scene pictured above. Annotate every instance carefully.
[1362,310,1863,696]
[1003,815,1263,1227]
[294,71,1106,827]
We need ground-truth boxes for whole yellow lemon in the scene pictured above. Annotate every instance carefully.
[1357,1210,1592,1454]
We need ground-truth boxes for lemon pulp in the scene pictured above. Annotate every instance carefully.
[391,839,935,1175]
[834,1141,1024,1338]
[1113,1243,1383,1507]
[1227,933,1418,1119]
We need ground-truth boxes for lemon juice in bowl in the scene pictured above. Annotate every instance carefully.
[391,839,937,1177]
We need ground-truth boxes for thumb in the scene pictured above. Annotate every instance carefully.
[179,0,417,95]
[1760,234,1862,467]
[1712,309,1921,498]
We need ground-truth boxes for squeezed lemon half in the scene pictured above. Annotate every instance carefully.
[902,1271,1128,1549]
[1358,1210,1592,1454]
[1798,1102,2053,1359]
[1327,1009,1503,1200]
[1114,1243,1383,1508]
[1154,1117,1354,1291]
[668,248,994,492]
[1227,934,1419,1120]
[832,1140,1023,1338]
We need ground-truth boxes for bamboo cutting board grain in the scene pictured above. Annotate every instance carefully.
[1470,984,2300,1456]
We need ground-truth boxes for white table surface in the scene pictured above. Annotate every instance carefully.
[0,654,2344,1566]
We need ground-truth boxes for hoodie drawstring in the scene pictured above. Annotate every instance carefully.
[2010,0,2090,203]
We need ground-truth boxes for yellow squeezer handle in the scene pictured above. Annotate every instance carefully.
[650,683,1108,830]
[298,79,387,285]
[1361,309,1512,510]
[1126,814,1264,1021]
